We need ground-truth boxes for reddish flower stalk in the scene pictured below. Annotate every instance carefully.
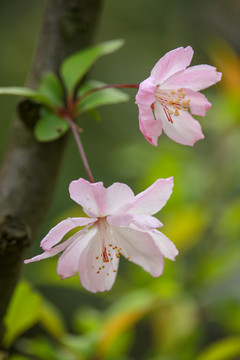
[66,116,94,183]
[73,83,139,108]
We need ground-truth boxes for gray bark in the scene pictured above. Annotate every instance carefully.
[0,0,102,342]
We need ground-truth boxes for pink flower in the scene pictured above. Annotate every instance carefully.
[25,178,178,293]
[136,46,222,146]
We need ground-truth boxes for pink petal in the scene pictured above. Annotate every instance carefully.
[57,227,96,279]
[135,77,156,105]
[107,213,162,229]
[156,103,204,146]
[151,46,194,84]
[69,178,135,217]
[137,103,162,146]
[69,179,105,217]
[132,214,163,229]
[107,213,134,227]
[162,64,222,91]
[24,234,77,264]
[77,229,119,293]
[113,225,165,277]
[128,177,174,215]
[184,88,211,116]
[104,182,135,214]
[152,230,178,260]
[41,217,95,251]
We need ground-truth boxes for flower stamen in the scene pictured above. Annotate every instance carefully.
[155,87,191,123]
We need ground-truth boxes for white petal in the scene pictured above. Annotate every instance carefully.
[57,227,97,279]
[104,182,135,214]
[41,217,95,251]
[152,230,178,260]
[127,177,174,215]
[69,178,106,217]
[113,225,165,277]
[78,228,119,293]
[69,178,135,217]
[156,102,204,146]
[24,235,77,264]
[132,214,163,229]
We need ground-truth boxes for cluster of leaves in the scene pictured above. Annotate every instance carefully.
[0,40,129,142]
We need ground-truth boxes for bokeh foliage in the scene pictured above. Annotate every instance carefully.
[0,0,240,359]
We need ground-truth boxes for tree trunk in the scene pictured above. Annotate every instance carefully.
[0,0,102,342]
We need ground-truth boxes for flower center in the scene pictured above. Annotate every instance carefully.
[154,87,191,123]
[93,218,130,276]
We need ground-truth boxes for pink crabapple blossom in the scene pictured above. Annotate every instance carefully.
[25,177,178,293]
[135,46,222,146]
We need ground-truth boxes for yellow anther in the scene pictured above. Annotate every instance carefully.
[168,110,173,115]
[96,256,99,259]
[174,109,180,116]
[170,90,176,95]
[97,271,100,274]
[182,99,190,106]
[178,88,183,92]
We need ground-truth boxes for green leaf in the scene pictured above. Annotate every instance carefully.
[38,72,64,107]
[60,39,124,93]
[3,281,42,347]
[196,337,240,360]
[40,299,66,340]
[0,87,53,107]
[76,80,129,114]
[34,111,69,142]
[9,356,28,360]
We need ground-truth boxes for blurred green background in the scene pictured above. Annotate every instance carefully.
[1,1,240,359]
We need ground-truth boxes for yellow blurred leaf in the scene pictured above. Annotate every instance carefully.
[163,205,208,251]
[208,38,240,94]
[196,337,240,360]
[40,299,66,340]
[96,290,157,358]
[152,296,199,352]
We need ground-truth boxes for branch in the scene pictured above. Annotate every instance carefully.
[0,0,102,341]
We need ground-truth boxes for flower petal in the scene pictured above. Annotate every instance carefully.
[107,213,162,229]
[151,46,194,84]
[137,103,162,146]
[184,88,211,116]
[113,225,165,277]
[132,214,163,229]
[162,64,222,91]
[128,177,174,215]
[77,229,119,293]
[156,102,204,146]
[69,179,105,217]
[24,235,76,264]
[135,77,156,105]
[104,182,135,214]
[107,213,134,227]
[152,229,178,260]
[57,227,96,279]
[41,217,95,251]
[69,178,135,217]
